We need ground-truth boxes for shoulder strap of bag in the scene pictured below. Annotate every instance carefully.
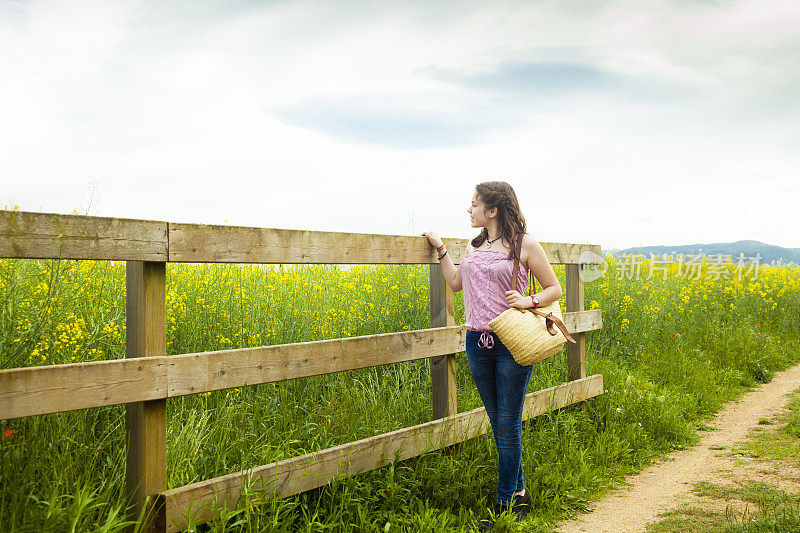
[510,233,538,296]
[510,233,577,344]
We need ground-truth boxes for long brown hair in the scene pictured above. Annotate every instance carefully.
[470,181,527,262]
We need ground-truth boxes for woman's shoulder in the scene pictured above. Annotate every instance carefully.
[522,233,539,248]
[521,233,540,267]
[509,232,537,253]
[519,232,541,247]
[520,233,547,266]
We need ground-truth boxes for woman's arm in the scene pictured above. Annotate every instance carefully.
[421,231,468,293]
[507,234,563,309]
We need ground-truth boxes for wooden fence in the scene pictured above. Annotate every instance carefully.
[0,210,604,532]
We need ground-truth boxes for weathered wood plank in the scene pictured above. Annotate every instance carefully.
[0,211,601,264]
[0,327,463,419]
[167,326,466,397]
[566,265,587,381]
[160,374,604,532]
[0,358,167,420]
[169,222,601,265]
[562,308,602,334]
[0,210,167,261]
[169,223,437,264]
[0,312,604,420]
[430,264,457,420]
[0,311,603,420]
[125,261,167,533]
[539,242,602,266]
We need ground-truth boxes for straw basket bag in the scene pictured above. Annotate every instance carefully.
[488,235,577,366]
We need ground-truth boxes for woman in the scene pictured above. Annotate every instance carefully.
[421,181,564,529]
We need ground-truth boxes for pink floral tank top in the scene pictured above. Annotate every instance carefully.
[460,249,530,333]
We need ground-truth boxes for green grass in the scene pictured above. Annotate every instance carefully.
[2,256,800,531]
[741,396,800,462]
[646,506,722,533]
[647,481,800,533]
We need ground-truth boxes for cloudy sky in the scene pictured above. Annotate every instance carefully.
[1,0,798,251]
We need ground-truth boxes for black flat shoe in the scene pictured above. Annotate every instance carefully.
[512,490,532,520]
[480,492,533,530]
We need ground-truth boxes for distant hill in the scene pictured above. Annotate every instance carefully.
[604,240,800,267]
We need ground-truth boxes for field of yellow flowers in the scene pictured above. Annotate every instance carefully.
[1,253,799,531]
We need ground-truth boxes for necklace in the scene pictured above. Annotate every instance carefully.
[485,235,502,249]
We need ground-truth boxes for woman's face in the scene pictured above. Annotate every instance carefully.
[468,191,495,228]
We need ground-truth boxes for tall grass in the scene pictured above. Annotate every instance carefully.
[1,253,799,531]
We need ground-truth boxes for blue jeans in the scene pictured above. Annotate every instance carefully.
[465,329,533,506]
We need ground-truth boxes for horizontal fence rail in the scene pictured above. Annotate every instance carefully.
[0,210,169,261]
[0,210,602,265]
[158,375,604,533]
[0,311,603,421]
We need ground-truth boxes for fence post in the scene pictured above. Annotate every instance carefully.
[125,261,167,532]
[566,264,586,381]
[429,263,457,420]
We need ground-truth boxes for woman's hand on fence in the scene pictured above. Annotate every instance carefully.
[421,231,443,249]
[505,290,529,309]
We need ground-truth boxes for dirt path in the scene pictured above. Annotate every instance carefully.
[554,362,800,533]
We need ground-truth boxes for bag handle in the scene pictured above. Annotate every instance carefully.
[510,234,577,344]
